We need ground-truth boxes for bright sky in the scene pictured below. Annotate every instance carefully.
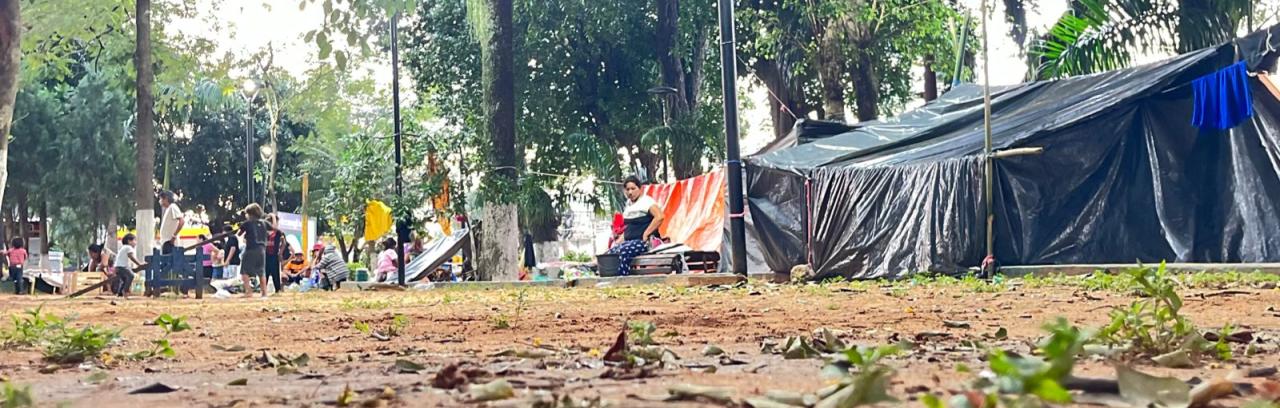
[174,0,1280,154]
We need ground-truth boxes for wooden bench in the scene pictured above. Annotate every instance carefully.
[143,247,210,299]
[630,253,683,275]
[682,251,720,273]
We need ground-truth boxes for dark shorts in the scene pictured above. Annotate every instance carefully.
[240,247,266,276]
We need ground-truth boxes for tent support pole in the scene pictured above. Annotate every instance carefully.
[718,0,748,275]
[952,16,971,86]
[980,0,995,267]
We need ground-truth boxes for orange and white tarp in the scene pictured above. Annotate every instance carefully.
[641,169,726,252]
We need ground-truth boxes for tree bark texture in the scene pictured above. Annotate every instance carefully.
[923,55,938,102]
[134,0,157,255]
[815,21,847,123]
[851,47,879,121]
[477,0,520,281]
[0,0,18,227]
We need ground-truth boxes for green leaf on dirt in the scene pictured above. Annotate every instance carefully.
[336,385,356,406]
[921,394,945,408]
[491,348,555,359]
[702,345,725,356]
[83,371,109,385]
[1153,349,1195,368]
[669,384,735,404]
[394,359,426,374]
[994,327,1008,339]
[782,337,820,359]
[467,379,515,402]
[277,366,299,376]
[628,320,657,346]
[212,345,246,352]
[1117,365,1191,408]
[227,378,248,386]
[943,320,971,329]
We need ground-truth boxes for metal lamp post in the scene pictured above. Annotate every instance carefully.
[241,79,259,206]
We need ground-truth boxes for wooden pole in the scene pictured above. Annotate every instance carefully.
[301,173,309,252]
[981,0,995,262]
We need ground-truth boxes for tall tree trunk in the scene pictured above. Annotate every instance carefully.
[106,212,119,252]
[17,190,27,245]
[133,0,157,256]
[38,199,46,254]
[752,59,812,140]
[850,48,879,122]
[923,55,938,102]
[816,29,846,122]
[0,0,18,227]
[475,0,520,281]
[656,0,690,117]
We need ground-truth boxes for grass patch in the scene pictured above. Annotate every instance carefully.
[1,307,121,364]
[1,381,34,408]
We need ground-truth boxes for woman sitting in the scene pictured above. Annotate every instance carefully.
[606,176,665,275]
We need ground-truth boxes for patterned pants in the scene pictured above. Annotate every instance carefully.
[607,239,648,276]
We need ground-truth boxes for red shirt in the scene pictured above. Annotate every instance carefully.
[7,248,27,267]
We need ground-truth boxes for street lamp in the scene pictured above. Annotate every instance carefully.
[241,79,259,205]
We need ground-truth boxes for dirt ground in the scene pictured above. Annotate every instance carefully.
[1,278,1278,407]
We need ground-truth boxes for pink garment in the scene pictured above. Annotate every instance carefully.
[7,248,27,266]
[201,243,217,266]
[376,249,398,278]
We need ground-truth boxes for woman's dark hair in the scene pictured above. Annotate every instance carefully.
[623,175,643,188]
[10,238,22,249]
[122,234,136,246]
[88,244,103,254]
[158,190,175,203]
[382,238,396,251]
[198,234,209,241]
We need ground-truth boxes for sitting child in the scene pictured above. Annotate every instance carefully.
[282,252,310,287]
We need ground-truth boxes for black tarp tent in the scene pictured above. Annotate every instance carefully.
[745,26,1280,280]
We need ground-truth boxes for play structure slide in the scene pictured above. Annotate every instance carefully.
[381,228,470,283]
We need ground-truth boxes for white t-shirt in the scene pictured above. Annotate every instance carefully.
[115,245,136,269]
[159,203,182,242]
[623,195,656,220]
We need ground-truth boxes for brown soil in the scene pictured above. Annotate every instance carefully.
[1,282,1278,407]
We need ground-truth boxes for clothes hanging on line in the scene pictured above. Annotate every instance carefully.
[1191,61,1254,131]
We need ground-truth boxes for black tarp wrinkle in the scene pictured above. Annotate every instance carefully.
[747,25,1280,280]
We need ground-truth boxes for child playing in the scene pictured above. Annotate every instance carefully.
[282,252,310,287]
[6,238,26,294]
[114,234,141,298]
[238,203,270,298]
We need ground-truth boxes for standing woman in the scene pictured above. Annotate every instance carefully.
[605,176,664,275]
[238,204,270,298]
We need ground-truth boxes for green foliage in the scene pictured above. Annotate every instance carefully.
[820,344,903,406]
[43,325,120,365]
[628,321,657,347]
[0,382,34,408]
[0,307,63,349]
[1,307,120,364]
[1095,263,1200,356]
[354,314,411,338]
[131,314,191,360]
[561,251,592,263]
[1030,0,1252,79]
[491,289,530,329]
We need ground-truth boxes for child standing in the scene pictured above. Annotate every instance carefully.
[238,203,270,298]
[6,239,26,294]
[114,234,141,298]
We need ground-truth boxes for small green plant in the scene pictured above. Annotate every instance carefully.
[0,307,62,349]
[939,319,1088,407]
[490,289,530,330]
[819,344,902,406]
[43,325,120,364]
[1094,262,1217,359]
[628,320,656,346]
[0,381,34,408]
[561,251,592,263]
[130,314,192,360]
[354,314,411,339]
